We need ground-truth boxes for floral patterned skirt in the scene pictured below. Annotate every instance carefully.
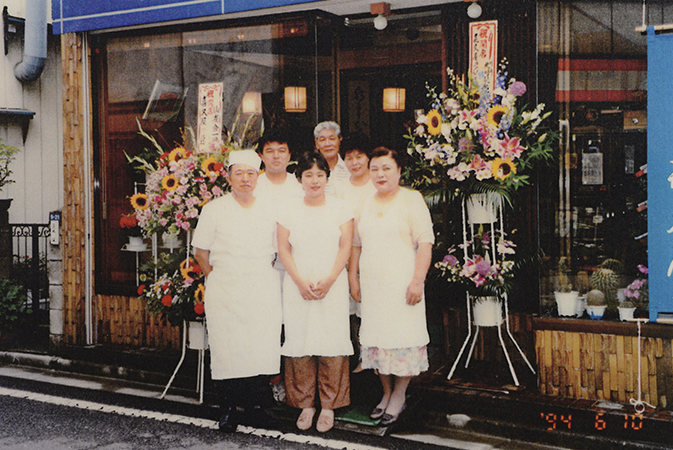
[360,345,429,377]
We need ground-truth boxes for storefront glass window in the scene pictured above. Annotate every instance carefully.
[93,16,334,295]
[537,1,672,320]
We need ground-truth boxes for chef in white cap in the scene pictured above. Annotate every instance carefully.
[192,149,282,432]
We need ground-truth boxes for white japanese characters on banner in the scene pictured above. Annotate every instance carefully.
[197,83,224,153]
[469,20,498,95]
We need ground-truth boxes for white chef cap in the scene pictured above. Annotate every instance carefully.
[227,149,261,171]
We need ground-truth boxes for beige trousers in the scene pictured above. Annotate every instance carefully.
[284,355,350,410]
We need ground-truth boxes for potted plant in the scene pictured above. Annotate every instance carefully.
[590,267,619,316]
[119,213,144,249]
[618,301,636,321]
[553,256,579,317]
[623,264,648,317]
[586,289,607,319]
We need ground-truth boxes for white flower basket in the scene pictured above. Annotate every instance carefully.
[187,320,208,350]
[466,193,502,224]
[472,296,503,327]
[554,291,579,317]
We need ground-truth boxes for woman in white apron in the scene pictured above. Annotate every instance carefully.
[349,147,434,427]
[192,150,282,432]
[277,152,353,433]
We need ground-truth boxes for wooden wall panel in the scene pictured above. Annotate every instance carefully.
[535,330,673,409]
[61,33,86,345]
[96,294,180,350]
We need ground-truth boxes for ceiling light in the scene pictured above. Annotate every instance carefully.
[373,14,388,30]
[467,2,482,19]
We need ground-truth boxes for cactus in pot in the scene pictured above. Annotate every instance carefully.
[553,257,573,293]
[553,257,578,316]
[586,289,607,319]
[590,268,618,314]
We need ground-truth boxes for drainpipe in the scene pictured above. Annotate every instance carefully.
[14,0,47,82]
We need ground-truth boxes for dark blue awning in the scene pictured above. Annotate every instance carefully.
[51,0,318,34]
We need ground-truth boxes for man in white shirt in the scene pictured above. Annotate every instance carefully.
[314,121,349,197]
[255,128,303,201]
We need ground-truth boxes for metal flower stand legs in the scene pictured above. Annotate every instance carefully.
[447,293,535,386]
[161,319,208,404]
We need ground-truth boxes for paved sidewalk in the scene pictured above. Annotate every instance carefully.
[0,346,671,449]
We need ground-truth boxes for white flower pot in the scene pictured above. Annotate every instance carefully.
[618,307,636,321]
[586,305,607,320]
[554,291,579,317]
[472,296,502,327]
[466,193,502,225]
[187,320,208,350]
[575,295,587,317]
[162,232,182,249]
[127,236,144,249]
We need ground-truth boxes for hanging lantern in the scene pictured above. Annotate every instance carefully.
[284,86,307,113]
[241,91,262,114]
[382,87,406,112]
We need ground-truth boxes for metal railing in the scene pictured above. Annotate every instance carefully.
[10,223,50,312]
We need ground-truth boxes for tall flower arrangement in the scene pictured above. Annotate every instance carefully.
[405,59,556,200]
[128,124,232,237]
[127,120,247,325]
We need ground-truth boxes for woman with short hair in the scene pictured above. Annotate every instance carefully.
[277,152,354,433]
[349,147,434,426]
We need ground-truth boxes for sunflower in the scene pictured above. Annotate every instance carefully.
[180,258,202,280]
[194,284,205,304]
[491,157,517,180]
[426,109,443,135]
[168,146,189,163]
[486,105,509,127]
[130,193,149,210]
[162,174,178,191]
[201,157,220,175]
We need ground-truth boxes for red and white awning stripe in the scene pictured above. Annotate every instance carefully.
[556,59,647,102]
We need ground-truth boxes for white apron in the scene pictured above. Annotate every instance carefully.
[357,188,433,349]
[192,195,282,380]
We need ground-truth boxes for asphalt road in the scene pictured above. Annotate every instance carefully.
[0,373,470,450]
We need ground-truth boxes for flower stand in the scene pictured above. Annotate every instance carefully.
[161,318,208,404]
[448,292,535,386]
[447,195,535,386]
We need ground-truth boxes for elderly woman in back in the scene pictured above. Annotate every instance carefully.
[349,146,434,426]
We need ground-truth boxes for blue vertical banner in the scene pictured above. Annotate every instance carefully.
[647,27,673,322]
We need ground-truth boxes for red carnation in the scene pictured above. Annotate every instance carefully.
[161,295,173,307]
[137,285,145,296]
[194,303,205,315]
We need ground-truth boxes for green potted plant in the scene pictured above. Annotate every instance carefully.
[586,289,607,320]
[553,256,579,317]
[590,267,618,316]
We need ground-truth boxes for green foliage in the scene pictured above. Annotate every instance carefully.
[0,278,31,336]
[0,139,21,190]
